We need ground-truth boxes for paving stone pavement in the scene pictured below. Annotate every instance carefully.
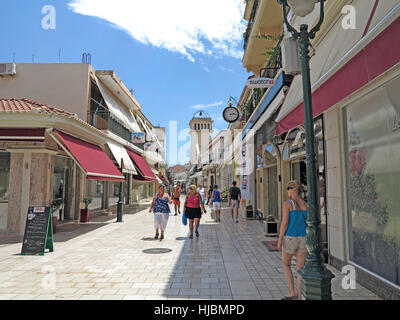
[0,198,381,300]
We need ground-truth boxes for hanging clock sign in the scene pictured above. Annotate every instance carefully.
[246,77,275,89]
[223,106,240,123]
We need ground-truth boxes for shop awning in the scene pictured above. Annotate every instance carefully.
[158,175,170,185]
[94,76,141,133]
[275,14,400,135]
[0,128,45,141]
[107,142,138,175]
[156,175,163,184]
[53,130,124,181]
[126,148,157,181]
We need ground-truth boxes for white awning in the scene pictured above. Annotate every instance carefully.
[275,75,303,122]
[94,76,141,132]
[190,172,203,179]
[156,175,163,184]
[136,116,156,142]
[107,142,138,175]
[276,2,388,124]
[144,150,164,166]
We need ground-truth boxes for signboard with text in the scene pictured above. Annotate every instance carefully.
[246,77,275,89]
[21,206,54,256]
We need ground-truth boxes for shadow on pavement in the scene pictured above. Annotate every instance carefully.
[0,233,23,245]
[53,222,111,243]
[0,204,149,246]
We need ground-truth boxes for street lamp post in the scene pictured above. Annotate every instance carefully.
[117,158,124,223]
[278,0,334,300]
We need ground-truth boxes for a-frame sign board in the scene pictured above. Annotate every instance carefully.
[21,206,54,256]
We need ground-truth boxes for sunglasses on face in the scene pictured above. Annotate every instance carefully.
[287,187,294,190]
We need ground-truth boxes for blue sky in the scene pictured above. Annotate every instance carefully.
[0,0,250,165]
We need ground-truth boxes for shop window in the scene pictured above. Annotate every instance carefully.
[0,153,10,202]
[344,78,400,286]
[264,145,277,165]
[109,182,120,207]
[87,180,105,210]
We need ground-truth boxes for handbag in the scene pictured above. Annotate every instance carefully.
[182,212,187,226]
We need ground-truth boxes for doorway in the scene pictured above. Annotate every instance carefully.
[53,156,74,221]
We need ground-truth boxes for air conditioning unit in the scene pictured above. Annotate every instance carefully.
[0,63,16,76]
[281,37,301,75]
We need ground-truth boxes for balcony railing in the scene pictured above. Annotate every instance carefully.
[90,101,132,143]
[243,0,259,51]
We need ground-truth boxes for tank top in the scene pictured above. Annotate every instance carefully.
[284,199,307,237]
[153,194,171,214]
[187,194,200,208]
[212,190,221,202]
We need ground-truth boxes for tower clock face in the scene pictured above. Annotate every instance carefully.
[223,106,240,123]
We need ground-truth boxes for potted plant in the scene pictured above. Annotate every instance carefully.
[246,205,253,219]
[81,198,92,223]
[50,198,63,233]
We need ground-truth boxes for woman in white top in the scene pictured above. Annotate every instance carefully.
[198,184,206,206]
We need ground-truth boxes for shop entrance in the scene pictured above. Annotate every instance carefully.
[53,156,74,221]
[291,160,307,200]
[0,152,10,229]
[267,166,279,220]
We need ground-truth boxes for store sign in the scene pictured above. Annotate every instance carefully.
[246,77,275,89]
[132,132,145,144]
[21,206,54,255]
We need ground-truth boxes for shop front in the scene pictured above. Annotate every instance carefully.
[0,152,10,230]
[343,75,400,288]
[280,117,327,244]
[52,155,74,221]
[256,144,279,221]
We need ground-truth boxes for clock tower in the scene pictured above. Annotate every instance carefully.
[189,111,213,165]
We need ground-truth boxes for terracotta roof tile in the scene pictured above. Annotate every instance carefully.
[0,98,77,117]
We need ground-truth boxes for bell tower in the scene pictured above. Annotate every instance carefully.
[189,111,213,165]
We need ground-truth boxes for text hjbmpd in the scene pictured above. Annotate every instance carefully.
[154,304,245,318]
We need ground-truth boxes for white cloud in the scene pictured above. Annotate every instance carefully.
[68,0,246,62]
[203,67,211,73]
[191,101,223,110]
[219,66,235,73]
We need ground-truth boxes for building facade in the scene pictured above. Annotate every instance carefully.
[240,0,400,298]
[0,63,167,234]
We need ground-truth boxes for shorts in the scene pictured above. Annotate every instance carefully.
[173,198,180,205]
[185,207,202,219]
[282,236,308,255]
[212,202,221,211]
[230,199,239,209]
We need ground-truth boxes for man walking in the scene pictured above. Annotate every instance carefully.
[211,185,222,222]
[228,181,241,223]
[172,183,182,215]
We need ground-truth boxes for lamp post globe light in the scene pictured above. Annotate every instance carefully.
[278,0,335,300]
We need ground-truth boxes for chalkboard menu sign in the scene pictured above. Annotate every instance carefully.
[21,206,54,256]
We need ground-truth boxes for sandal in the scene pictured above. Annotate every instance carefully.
[281,295,297,300]
[160,234,164,240]
[195,231,199,237]
[189,234,193,239]
[155,233,159,239]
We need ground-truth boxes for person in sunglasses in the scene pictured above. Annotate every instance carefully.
[183,185,207,239]
[278,180,308,300]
